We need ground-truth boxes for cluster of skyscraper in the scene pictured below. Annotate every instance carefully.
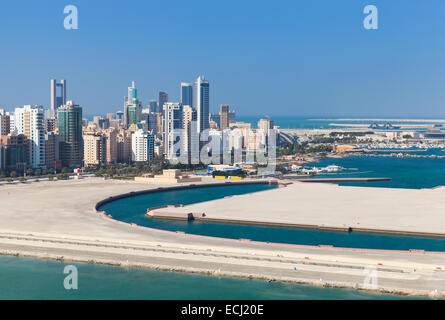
[0,76,275,174]
[0,79,83,173]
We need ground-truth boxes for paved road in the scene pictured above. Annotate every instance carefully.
[1,177,445,297]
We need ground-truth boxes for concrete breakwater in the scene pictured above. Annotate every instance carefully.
[0,233,438,299]
[95,180,281,211]
[363,153,445,159]
[145,209,445,240]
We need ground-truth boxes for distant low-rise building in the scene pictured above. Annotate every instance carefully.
[134,169,201,184]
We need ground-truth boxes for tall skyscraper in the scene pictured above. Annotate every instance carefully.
[126,105,139,127]
[128,81,137,102]
[50,79,67,116]
[58,101,83,167]
[14,105,46,168]
[181,83,193,108]
[163,102,183,160]
[124,81,142,128]
[149,100,158,113]
[158,91,168,114]
[141,109,159,134]
[194,76,209,134]
[219,104,229,130]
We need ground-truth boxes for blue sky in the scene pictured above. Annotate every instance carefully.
[0,0,444,117]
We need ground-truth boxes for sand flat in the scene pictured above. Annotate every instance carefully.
[155,181,445,235]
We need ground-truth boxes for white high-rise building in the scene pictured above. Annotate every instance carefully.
[194,76,209,134]
[163,102,184,160]
[14,105,46,168]
[131,130,155,162]
[8,113,15,133]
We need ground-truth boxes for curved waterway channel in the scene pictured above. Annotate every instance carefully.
[99,183,445,252]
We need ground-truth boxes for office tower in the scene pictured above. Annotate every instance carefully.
[228,110,236,124]
[131,130,155,162]
[14,105,46,168]
[181,83,193,108]
[124,81,142,128]
[83,132,106,166]
[149,100,158,113]
[220,104,229,130]
[107,113,115,121]
[128,81,137,101]
[163,102,183,160]
[148,113,159,134]
[0,134,29,171]
[58,101,83,167]
[141,109,159,134]
[126,105,139,128]
[50,79,67,115]
[183,105,197,160]
[0,109,10,136]
[194,76,209,134]
[45,132,59,169]
[158,91,168,114]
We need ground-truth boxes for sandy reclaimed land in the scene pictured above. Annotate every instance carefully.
[155,181,445,235]
[2,177,445,297]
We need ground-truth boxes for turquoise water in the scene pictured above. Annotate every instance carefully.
[237,116,443,130]
[302,150,445,189]
[99,184,445,252]
[0,255,418,300]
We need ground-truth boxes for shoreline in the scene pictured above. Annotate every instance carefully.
[2,178,445,299]
[0,241,433,299]
[100,179,445,240]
